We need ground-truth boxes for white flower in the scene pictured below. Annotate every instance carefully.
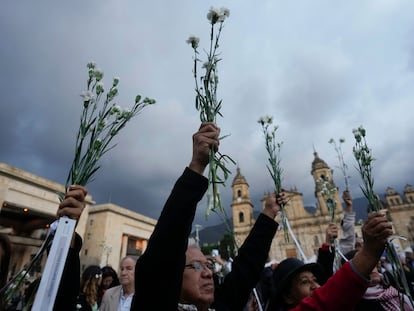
[94,138,102,150]
[358,126,366,137]
[143,97,156,104]
[87,62,96,69]
[186,36,200,49]
[220,7,230,18]
[97,118,107,131]
[120,108,133,120]
[113,77,120,87]
[218,7,230,22]
[80,90,94,102]
[109,88,118,98]
[207,7,230,24]
[76,303,82,309]
[110,105,121,115]
[258,115,273,125]
[96,82,105,94]
[207,7,222,24]
[94,68,104,81]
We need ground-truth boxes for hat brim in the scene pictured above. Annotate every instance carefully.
[275,262,323,294]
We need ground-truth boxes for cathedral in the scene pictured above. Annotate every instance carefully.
[231,152,414,262]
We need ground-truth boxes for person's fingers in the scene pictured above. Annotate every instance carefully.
[363,212,393,243]
[197,123,220,139]
[57,186,87,219]
[365,212,387,229]
[194,126,220,145]
[57,206,83,220]
[276,191,287,203]
[65,185,87,200]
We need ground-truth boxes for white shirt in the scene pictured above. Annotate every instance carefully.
[118,287,133,311]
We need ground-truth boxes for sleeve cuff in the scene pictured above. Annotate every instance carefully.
[321,243,334,252]
[349,259,371,283]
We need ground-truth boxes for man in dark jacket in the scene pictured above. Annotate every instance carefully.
[132,123,286,311]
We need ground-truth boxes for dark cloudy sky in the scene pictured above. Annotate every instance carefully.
[1,1,414,229]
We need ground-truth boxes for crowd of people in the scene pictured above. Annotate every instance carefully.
[1,122,414,311]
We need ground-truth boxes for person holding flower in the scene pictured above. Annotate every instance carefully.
[317,189,355,282]
[21,185,88,311]
[52,185,88,310]
[132,122,288,311]
[265,212,394,311]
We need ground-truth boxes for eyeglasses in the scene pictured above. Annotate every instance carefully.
[185,261,215,272]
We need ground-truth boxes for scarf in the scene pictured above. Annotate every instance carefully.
[363,285,414,311]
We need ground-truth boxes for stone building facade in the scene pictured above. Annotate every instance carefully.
[231,153,414,262]
[0,162,156,279]
[384,185,414,244]
[81,203,156,271]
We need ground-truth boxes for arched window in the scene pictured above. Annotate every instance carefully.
[237,189,242,198]
[239,211,244,223]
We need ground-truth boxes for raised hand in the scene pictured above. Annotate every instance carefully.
[189,122,220,175]
[262,191,287,219]
[57,185,88,222]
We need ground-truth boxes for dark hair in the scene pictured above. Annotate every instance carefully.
[80,265,101,307]
[101,266,120,287]
[81,265,102,286]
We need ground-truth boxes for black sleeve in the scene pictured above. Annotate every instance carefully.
[131,168,208,311]
[213,214,278,311]
[54,233,82,311]
[317,246,335,285]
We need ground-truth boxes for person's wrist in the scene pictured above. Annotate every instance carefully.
[360,245,383,259]
[189,160,206,175]
[262,209,277,220]
[351,248,381,278]
[326,233,336,244]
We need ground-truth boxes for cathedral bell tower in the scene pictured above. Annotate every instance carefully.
[231,167,254,248]
[311,151,342,221]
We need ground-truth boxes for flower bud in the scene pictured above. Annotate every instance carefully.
[96,82,104,95]
[113,77,120,87]
[94,68,104,81]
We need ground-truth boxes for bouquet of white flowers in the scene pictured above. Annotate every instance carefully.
[329,137,350,190]
[1,62,155,310]
[258,116,289,242]
[187,7,235,217]
[315,173,337,222]
[353,126,413,309]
